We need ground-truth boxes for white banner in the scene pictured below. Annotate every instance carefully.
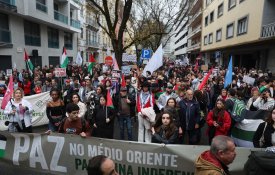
[0,92,51,131]
[122,53,137,62]
[243,75,255,85]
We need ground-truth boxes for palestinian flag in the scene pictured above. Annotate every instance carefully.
[231,110,268,147]
[88,54,96,75]
[60,47,69,68]
[24,49,34,74]
[0,134,7,158]
[106,89,114,109]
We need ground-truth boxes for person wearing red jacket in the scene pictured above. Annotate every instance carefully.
[137,81,155,143]
[206,99,231,144]
[23,77,32,96]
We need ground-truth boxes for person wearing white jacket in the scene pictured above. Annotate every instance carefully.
[4,87,33,132]
[71,93,87,118]
[252,88,275,111]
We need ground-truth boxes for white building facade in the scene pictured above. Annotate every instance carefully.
[171,0,189,60]
[0,0,81,71]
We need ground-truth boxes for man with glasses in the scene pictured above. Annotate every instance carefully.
[157,83,178,111]
[179,89,202,145]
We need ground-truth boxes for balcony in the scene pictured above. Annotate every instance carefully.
[86,17,99,30]
[54,10,68,24]
[0,29,11,43]
[187,25,201,39]
[25,35,41,46]
[189,9,202,27]
[189,0,202,15]
[261,22,275,39]
[36,1,47,13]
[187,42,201,52]
[70,18,80,29]
[0,0,17,12]
[87,40,99,48]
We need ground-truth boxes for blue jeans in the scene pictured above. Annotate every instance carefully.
[48,122,59,132]
[118,116,132,141]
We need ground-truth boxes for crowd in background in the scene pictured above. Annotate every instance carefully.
[1,59,275,150]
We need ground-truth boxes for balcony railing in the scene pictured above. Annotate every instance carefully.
[0,29,11,43]
[70,18,81,29]
[25,35,41,46]
[189,9,202,25]
[0,0,17,12]
[87,40,99,48]
[188,25,201,39]
[36,1,47,13]
[187,42,200,51]
[72,0,81,5]
[261,22,275,39]
[86,17,99,28]
[54,10,68,24]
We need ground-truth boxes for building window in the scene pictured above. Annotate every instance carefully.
[210,11,214,23]
[204,35,208,45]
[216,29,222,42]
[48,27,59,48]
[24,20,41,46]
[208,33,213,44]
[226,23,234,39]
[217,3,223,17]
[237,16,248,35]
[64,32,73,50]
[205,16,208,26]
[228,0,236,10]
[36,0,47,13]
[0,13,11,43]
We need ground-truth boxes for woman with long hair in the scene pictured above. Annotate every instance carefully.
[152,112,179,144]
[4,87,33,133]
[71,93,87,118]
[46,88,65,132]
[92,95,115,139]
[206,99,231,144]
[163,98,182,134]
[253,108,275,148]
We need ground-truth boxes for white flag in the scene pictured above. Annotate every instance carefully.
[142,44,163,76]
[76,52,83,66]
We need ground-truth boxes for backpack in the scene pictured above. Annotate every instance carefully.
[231,98,246,122]
[59,117,87,134]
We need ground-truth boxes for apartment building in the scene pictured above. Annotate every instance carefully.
[186,0,203,62]
[171,0,189,60]
[201,0,275,71]
[0,0,81,71]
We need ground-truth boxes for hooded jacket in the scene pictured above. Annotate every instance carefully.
[195,150,228,175]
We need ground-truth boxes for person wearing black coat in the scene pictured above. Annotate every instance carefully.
[152,112,178,144]
[92,95,115,139]
[179,89,201,145]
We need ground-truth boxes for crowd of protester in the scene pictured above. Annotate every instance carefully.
[1,59,275,151]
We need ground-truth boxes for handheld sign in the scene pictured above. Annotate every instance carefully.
[54,68,66,77]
